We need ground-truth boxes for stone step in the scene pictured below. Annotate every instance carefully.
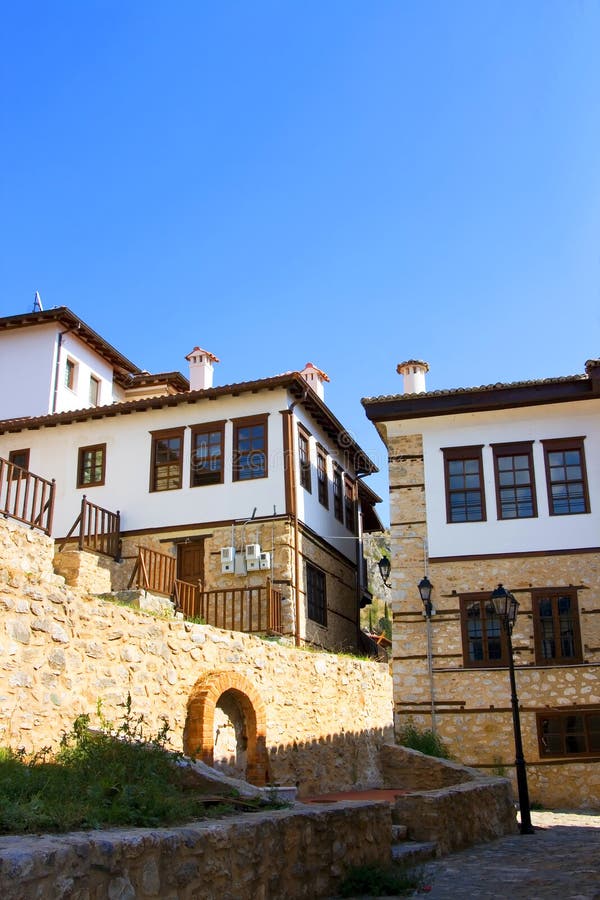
[391,840,438,865]
[391,823,408,841]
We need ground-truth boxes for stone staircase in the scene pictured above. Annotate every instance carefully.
[390,823,438,866]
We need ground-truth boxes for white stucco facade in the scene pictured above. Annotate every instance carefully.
[386,398,599,558]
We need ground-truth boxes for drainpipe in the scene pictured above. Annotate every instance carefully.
[285,388,308,647]
[51,326,75,414]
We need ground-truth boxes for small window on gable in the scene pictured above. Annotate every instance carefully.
[77,444,106,488]
[65,358,77,390]
[89,375,101,406]
[542,437,590,516]
[298,427,311,493]
[442,446,486,523]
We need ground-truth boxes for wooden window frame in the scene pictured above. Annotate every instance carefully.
[89,375,101,406]
[77,443,106,488]
[190,420,226,487]
[344,476,356,533]
[232,414,268,482]
[64,357,77,391]
[306,562,327,626]
[537,709,600,759]
[442,445,486,524]
[459,593,509,668]
[298,426,312,493]
[317,445,329,508]
[542,437,590,516]
[8,448,30,479]
[149,427,185,493]
[532,588,583,665]
[491,440,537,520]
[333,465,343,522]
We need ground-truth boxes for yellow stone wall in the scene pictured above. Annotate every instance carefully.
[387,432,600,810]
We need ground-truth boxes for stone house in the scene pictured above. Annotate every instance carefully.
[362,358,600,808]
[0,306,382,652]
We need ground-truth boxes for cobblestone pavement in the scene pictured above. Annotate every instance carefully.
[410,810,600,900]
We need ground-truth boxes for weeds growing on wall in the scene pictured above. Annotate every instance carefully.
[0,694,276,835]
[398,721,451,759]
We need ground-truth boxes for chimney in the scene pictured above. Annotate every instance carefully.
[185,347,220,391]
[300,362,330,400]
[396,359,429,394]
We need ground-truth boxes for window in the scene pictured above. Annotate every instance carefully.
[492,441,537,519]
[77,444,106,487]
[537,710,600,758]
[8,448,29,479]
[306,563,327,626]
[150,428,184,492]
[333,466,343,522]
[532,589,582,665]
[344,477,355,533]
[298,427,311,492]
[89,375,100,406]
[317,447,329,508]
[460,594,508,667]
[190,421,225,486]
[64,358,76,390]
[233,415,268,481]
[542,437,590,515]
[442,446,486,523]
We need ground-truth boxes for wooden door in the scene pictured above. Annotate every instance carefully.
[177,540,205,588]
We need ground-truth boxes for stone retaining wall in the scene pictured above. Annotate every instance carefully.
[0,517,393,795]
[0,801,392,900]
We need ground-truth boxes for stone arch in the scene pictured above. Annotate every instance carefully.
[183,671,269,786]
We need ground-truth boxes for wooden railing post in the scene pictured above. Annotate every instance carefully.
[78,496,87,551]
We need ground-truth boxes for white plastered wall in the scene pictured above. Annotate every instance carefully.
[386,397,600,557]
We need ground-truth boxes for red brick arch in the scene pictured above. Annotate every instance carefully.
[183,671,269,786]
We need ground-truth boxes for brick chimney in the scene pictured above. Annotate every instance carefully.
[396,359,429,394]
[185,347,219,391]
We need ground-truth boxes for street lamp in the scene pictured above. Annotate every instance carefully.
[418,575,433,617]
[489,584,534,835]
[378,556,391,589]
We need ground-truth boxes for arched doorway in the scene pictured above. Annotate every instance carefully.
[184,671,269,786]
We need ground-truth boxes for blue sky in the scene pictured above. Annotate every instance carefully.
[2,2,600,518]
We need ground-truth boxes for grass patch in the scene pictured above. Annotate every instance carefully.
[0,696,278,835]
[338,862,422,897]
[398,721,451,759]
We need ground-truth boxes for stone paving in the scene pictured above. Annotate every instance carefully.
[410,810,600,900]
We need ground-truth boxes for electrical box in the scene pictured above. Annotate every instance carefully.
[234,553,247,575]
[220,547,235,574]
[245,543,261,560]
[259,551,271,571]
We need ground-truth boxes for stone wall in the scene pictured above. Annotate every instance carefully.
[0,801,393,900]
[387,432,600,811]
[0,517,393,795]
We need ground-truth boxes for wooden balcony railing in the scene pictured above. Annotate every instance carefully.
[128,546,176,597]
[174,578,284,634]
[0,456,55,535]
[58,495,121,559]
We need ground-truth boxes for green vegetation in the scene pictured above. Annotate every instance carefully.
[398,721,452,759]
[0,696,275,835]
[338,862,422,897]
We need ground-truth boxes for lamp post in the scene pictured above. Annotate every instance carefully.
[490,584,534,835]
[418,576,436,732]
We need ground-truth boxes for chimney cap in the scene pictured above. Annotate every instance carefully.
[185,346,220,363]
[396,359,429,375]
[302,362,330,382]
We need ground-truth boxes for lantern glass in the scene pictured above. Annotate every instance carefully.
[418,576,432,604]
